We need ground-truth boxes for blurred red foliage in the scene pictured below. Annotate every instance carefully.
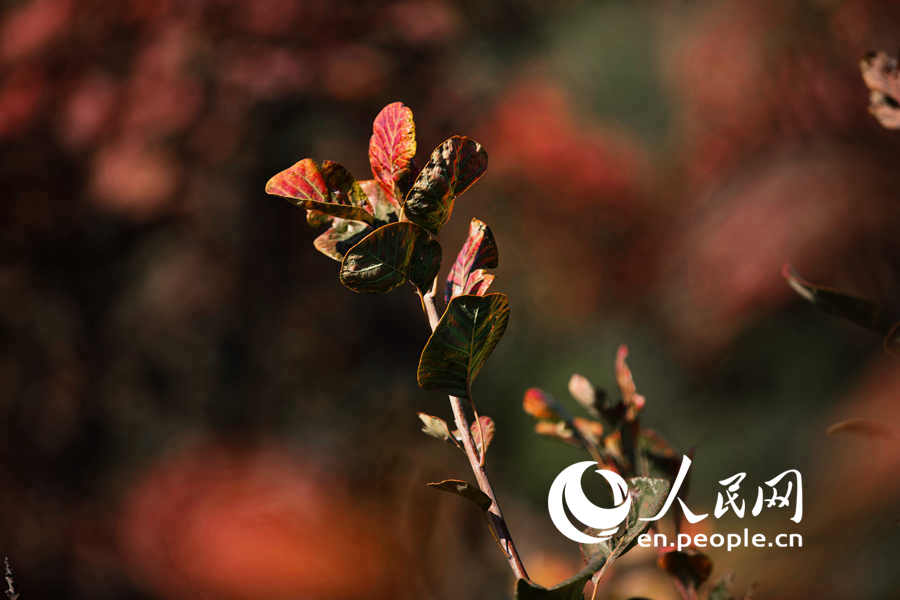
[119,442,399,599]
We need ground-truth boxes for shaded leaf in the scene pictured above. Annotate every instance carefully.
[658,549,712,590]
[445,218,499,302]
[417,412,459,447]
[402,136,488,233]
[266,158,376,225]
[861,51,900,129]
[339,222,441,294]
[417,293,510,398]
[826,418,894,440]
[426,479,491,511]
[783,265,899,341]
[312,218,372,261]
[369,102,416,209]
[581,477,670,563]
[523,388,560,420]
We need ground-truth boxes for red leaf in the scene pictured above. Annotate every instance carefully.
[265,157,327,203]
[368,101,415,210]
[265,159,375,225]
[470,415,495,456]
[445,218,498,301]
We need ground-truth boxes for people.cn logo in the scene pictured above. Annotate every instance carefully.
[547,461,632,544]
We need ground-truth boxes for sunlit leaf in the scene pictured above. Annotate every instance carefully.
[339,222,441,294]
[568,373,603,418]
[417,293,510,398]
[615,345,645,417]
[312,218,372,261]
[266,158,376,225]
[402,136,488,233]
[860,51,900,129]
[573,417,604,443]
[658,549,712,591]
[417,412,459,447]
[369,102,416,209]
[534,421,579,447]
[359,178,398,223]
[469,415,495,456]
[782,265,899,344]
[445,218,499,302]
[826,418,894,440]
[581,477,670,563]
[426,479,492,511]
[523,388,559,420]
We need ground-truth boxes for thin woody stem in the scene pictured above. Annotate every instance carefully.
[418,282,530,582]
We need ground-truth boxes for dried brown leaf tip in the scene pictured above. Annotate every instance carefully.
[861,51,900,129]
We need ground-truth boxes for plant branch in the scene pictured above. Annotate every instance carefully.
[418,282,530,582]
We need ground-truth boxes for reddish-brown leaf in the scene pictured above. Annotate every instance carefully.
[445,218,499,301]
[470,415,495,456]
[369,101,416,210]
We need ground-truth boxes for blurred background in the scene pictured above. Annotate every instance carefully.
[1,0,899,598]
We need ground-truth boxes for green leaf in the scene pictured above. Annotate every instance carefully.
[515,576,590,600]
[312,218,372,261]
[514,555,608,600]
[580,477,670,563]
[445,218,499,302]
[369,102,416,210]
[266,158,376,226]
[339,222,441,294]
[417,293,510,398]
[426,479,492,511]
[783,265,899,339]
[402,136,488,233]
[417,412,460,447]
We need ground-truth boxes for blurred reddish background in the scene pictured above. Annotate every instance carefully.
[1,1,899,598]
